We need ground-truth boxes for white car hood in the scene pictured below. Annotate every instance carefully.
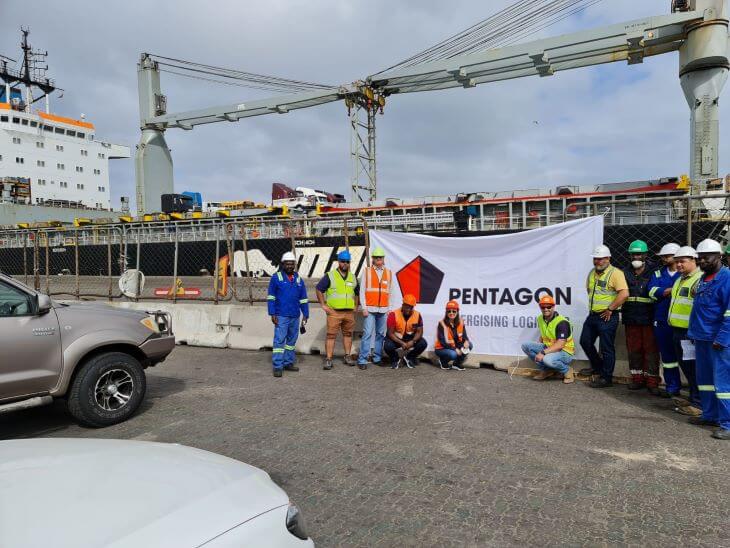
[0,438,289,548]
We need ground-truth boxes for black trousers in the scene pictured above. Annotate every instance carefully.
[383,338,427,363]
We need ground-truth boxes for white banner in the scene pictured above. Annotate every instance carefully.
[369,216,604,359]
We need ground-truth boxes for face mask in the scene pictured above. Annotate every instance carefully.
[631,260,644,269]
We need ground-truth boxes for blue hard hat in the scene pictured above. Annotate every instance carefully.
[337,250,352,261]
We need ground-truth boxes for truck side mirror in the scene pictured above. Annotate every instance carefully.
[36,294,53,315]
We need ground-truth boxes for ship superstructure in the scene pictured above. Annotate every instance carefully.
[0,29,129,222]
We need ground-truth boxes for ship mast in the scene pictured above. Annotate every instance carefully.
[0,28,57,113]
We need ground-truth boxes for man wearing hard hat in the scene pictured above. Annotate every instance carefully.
[521,295,575,383]
[357,247,392,370]
[648,243,682,397]
[316,249,360,370]
[384,294,427,369]
[688,239,730,439]
[622,240,660,394]
[579,244,629,388]
[668,246,703,416]
[267,252,309,378]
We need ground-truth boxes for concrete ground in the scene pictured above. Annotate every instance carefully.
[2,347,729,547]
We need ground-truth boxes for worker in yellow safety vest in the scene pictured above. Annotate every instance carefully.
[667,246,703,416]
[579,244,629,388]
[357,247,392,370]
[521,294,575,383]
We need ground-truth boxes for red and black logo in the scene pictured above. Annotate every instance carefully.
[396,256,444,304]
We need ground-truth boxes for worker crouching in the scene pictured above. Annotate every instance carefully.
[521,295,575,383]
[434,300,472,371]
[383,294,427,369]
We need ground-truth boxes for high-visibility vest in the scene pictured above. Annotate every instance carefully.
[393,309,421,339]
[668,269,702,328]
[435,319,464,350]
[364,266,391,308]
[586,266,618,313]
[538,313,575,355]
[325,269,356,309]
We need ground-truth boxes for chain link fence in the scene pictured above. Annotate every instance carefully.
[0,194,726,303]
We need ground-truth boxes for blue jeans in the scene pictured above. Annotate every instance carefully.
[435,348,466,367]
[358,312,387,365]
[272,316,300,370]
[580,313,619,381]
[521,342,573,375]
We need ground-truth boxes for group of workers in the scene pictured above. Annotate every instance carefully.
[267,248,471,375]
[267,238,730,440]
[519,238,730,441]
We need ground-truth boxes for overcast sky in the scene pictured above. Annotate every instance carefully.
[3,0,726,210]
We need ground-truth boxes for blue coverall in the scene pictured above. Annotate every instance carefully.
[688,267,730,430]
[647,266,681,394]
[267,270,309,371]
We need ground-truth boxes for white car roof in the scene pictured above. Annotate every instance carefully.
[0,438,289,548]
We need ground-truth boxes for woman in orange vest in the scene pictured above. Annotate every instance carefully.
[357,247,392,369]
[434,300,472,371]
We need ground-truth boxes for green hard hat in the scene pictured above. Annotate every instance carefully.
[628,240,648,253]
[371,246,386,258]
[725,243,730,254]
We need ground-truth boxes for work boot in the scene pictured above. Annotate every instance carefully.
[358,363,367,370]
[671,395,691,407]
[711,428,730,440]
[579,367,596,376]
[404,357,414,369]
[627,375,645,390]
[439,360,450,370]
[533,370,555,381]
[688,416,720,427]
[674,404,702,417]
[343,354,356,366]
[562,367,575,384]
[391,359,400,370]
[589,378,613,389]
[451,363,465,371]
[284,365,299,372]
[323,359,333,370]
[273,370,283,378]
[647,386,662,396]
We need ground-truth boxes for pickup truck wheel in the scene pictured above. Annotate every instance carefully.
[67,352,146,428]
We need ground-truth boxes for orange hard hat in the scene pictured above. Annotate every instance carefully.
[402,294,417,306]
[445,300,460,311]
[538,295,555,307]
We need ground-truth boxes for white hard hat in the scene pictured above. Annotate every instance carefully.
[657,243,681,256]
[281,251,296,262]
[696,239,723,254]
[674,246,698,259]
[591,245,611,258]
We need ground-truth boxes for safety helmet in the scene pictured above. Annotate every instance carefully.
[402,294,417,306]
[628,240,648,253]
[337,250,352,261]
[591,245,611,258]
[371,247,386,258]
[445,300,460,311]
[538,295,555,307]
[657,243,681,256]
[281,251,296,263]
[725,243,730,255]
[696,239,723,254]
[674,246,698,259]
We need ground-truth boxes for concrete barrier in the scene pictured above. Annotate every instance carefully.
[97,301,632,380]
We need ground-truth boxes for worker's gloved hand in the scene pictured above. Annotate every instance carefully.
[271,315,278,325]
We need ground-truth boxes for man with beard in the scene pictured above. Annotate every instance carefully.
[688,239,730,439]
[579,245,629,388]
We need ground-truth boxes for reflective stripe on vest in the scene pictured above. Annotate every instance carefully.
[537,313,575,355]
[325,269,356,309]
[668,270,702,328]
[434,319,464,350]
[587,266,617,313]
[627,297,653,304]
[364,266,391,308]
[394,309,420,339]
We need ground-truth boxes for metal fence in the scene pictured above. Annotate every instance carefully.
[0,194,727,303]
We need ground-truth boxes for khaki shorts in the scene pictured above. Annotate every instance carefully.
[326,309,355,337]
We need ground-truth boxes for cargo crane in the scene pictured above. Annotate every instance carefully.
[136,0,729,212]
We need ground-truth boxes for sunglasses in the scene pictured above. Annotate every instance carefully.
[446,310,458,314]
[339,260,351,263]
[540,305,554,310]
